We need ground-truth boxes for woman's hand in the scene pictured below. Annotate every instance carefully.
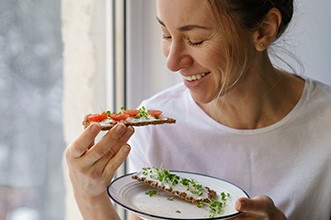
[65,122,134,220]
[234,196,287,220]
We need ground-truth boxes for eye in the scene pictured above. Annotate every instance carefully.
[187,39,204,46]
[161,34,172,40]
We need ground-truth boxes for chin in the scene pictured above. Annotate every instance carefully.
[190,91,218,105]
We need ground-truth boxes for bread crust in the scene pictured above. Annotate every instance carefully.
[83,117,176,130]
[132,173,217,204]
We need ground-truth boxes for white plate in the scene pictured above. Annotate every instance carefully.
[108,171,249,220]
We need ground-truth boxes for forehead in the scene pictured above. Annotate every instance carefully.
[156,0,215,28]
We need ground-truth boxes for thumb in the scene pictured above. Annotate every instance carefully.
[235,196,273,215]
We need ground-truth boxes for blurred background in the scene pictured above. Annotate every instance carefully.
[0,0,64,220]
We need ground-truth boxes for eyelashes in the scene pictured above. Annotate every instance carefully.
[161,34,204,47]
[187,40,204,46]
[161,34,171,40]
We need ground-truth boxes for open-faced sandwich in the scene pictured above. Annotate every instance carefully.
[131,167,232,218]
[82,106,176,130]
[132,167,217,204]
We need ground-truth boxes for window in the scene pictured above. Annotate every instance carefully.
[0,0,64,220]
[125,0,181,108]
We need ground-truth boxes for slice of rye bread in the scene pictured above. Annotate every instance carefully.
[82,117,176,130]
[132,169,217,204]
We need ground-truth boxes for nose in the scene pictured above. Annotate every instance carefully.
[164,41,193,72]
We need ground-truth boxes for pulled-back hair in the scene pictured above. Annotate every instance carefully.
[214,0,294,39]
[205,0,294,96]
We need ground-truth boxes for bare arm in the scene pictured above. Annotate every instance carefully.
[74,191,120,220]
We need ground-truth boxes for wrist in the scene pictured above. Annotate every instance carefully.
[74,191,120,220]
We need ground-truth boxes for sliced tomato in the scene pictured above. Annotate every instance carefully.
[110,113,129,121]
[123,109,140,117]
[148,109,163,117]
[88,112,108,122]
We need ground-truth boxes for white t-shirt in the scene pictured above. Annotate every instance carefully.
[128,78,331,220]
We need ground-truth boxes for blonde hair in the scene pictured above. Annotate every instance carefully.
[206,0,294,97]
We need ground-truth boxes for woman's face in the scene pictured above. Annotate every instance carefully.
[156,0,242,104]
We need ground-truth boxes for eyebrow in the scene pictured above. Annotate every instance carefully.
[156,16,210,32]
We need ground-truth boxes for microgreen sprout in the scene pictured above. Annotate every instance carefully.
[145,190,157,197]
[142,167,148,175]
[196,195,231,218]
[208,199,227,218]
[106,110,112,117]
[140,167,231,218]
[141,167,210,199]
[135,106,150,119]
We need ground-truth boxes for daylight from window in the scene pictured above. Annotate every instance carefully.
[0,1,65,220]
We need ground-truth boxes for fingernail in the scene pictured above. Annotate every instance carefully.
[235,201,245,211]
[239,201,245,210]
[123,144,131,152]
[91,123,101,132]
[115,123,126,134]
[127,126,135,134]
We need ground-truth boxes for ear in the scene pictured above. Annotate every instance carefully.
[253,8,282,52]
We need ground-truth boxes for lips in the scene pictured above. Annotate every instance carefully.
[183,72,210,82]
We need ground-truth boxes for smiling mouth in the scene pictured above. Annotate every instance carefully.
[183,72,210,82]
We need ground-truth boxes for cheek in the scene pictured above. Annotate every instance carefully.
[204,47,226,74]
[208,45,226,61]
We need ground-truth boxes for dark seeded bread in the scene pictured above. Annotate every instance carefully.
[82,117,176,130]
[132,175,217,204]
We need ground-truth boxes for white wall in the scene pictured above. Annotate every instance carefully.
[126,0,331,109]
[283,0,331,85]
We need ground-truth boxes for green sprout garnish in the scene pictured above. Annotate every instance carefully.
[141,167,231,218]
[105,110,112,116]
[145,190,157,197]
[135,106,150,119]
[196,195,231,218]
[142,167,211,200]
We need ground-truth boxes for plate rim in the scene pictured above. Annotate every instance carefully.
[108,170,250,220]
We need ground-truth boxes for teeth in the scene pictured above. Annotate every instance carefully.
[184,72,208,82]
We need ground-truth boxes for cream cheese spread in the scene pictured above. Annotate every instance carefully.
[135,167,212,201]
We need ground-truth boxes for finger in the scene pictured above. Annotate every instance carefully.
[84,114,91,121]
[67,123,101,158]
[89,127,132,174]
[84,124,134,166]
[98,125,134,159]
[83,114,95,149]
[83,114,92,129]
[235,196,273,216]
[82,143,131,186]
[103,143,131,182]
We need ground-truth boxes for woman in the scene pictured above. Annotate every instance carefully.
[66,0,331,219]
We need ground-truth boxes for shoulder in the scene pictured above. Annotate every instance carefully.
[305,78,331,103]
[299,77,331,121]
[308,77,331,92]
